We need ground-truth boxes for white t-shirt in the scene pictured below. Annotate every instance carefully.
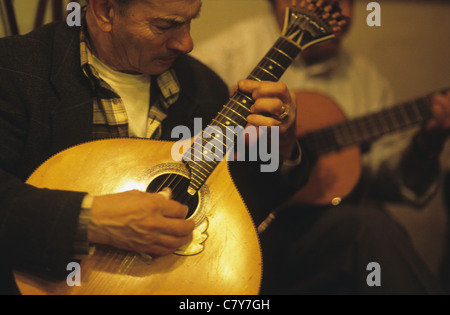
[91,54,151,138]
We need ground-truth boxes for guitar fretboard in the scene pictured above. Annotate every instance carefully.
[300,92,443,156]
[184,33,303,193]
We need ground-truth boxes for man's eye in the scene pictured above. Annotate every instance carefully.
[156,24,172,31]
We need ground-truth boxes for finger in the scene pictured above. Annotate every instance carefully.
[157,187,172,200]
[158,217,195,237]
[159,201,190,219]
[238,80,291,101]
[247,113,282,128]
[250,97,285,117]
[139,233,193,257]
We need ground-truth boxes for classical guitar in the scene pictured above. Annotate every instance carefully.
[291,88,450,207]
[14,0,347,295]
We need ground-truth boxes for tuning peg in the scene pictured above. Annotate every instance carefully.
[323,4,332,12]
[331,12,341,19]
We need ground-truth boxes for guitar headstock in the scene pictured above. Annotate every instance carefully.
[282,0,349,50]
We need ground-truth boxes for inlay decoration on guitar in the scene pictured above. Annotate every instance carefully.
[0,0,348,295]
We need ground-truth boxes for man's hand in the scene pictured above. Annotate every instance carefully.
[426,90,450,134]
[400,91,450,196]
[412,91,450,156]
[237,80,298,160]
[88,190,195,257]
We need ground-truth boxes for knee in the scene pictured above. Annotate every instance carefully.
[319,204,405,244]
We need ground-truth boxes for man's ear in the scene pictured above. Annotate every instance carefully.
[88,0,117,32]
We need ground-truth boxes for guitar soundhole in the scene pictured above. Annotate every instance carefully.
[146,173,199,219]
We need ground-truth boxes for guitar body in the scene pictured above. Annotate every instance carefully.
[14,138,262,295]
[290,91,362,206]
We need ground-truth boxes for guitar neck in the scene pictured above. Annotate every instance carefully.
[184,36,303,193]
[301,89,448,156]
[182,1,347,194]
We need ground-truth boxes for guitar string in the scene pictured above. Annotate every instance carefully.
[147,34,299,205]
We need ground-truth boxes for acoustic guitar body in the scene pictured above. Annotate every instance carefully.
[14,138,262,295]
[290,91,362,206]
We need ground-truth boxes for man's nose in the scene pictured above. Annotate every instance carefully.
[167,23,194,54]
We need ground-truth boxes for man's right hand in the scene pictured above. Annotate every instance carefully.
[88,190,195,257]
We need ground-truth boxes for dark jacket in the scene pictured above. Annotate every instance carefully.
[0,22,308,294]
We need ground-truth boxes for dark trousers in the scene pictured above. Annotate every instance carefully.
[259,203,446,295]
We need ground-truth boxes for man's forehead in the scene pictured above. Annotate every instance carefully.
[139,0,202,16]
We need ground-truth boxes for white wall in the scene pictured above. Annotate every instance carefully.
[191,0,450,103]
[1,0,449,103]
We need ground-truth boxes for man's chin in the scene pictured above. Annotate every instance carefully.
[144,59,177,75]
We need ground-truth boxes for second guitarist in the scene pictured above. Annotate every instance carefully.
[193,0,450,294]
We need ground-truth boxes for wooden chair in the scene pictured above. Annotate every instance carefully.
[2,0,19,35]
[2,0,80,36]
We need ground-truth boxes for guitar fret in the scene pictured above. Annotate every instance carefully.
[210,119,238,145]
[263,56,286,71]
[257,59,286,80]
[190,163,209,178]
[271,47,294,62]
[190,161,210,176]
[211,118,231,131]
[229,98,252,114]
[191,172,205,184]
[331,124,346,148]
[399,104,413,126]
[223,105,247,121]
[202,133,227,153]
[361,116,374,141]
[217,112,241,129]
[201,139,225,158]
[348,122,364,145]
[386,107,400,131]
[376,113,390,134]
[189,175,203,187]
[256,65,280,81]
[357,119,371,143]
[247,74,262,81]
[196,139,226,161]
[191,146,206,162]
[410,100,423,123]
[340,123,356,147]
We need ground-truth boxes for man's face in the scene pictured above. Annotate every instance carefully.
[108,0,202,75]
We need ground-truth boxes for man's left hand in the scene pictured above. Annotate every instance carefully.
[238,80,298,160]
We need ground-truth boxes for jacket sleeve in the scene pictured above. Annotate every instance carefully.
[0,65,86,278]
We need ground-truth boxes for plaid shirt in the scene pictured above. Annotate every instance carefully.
[79,21,180,140]
[74,15,181,257]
